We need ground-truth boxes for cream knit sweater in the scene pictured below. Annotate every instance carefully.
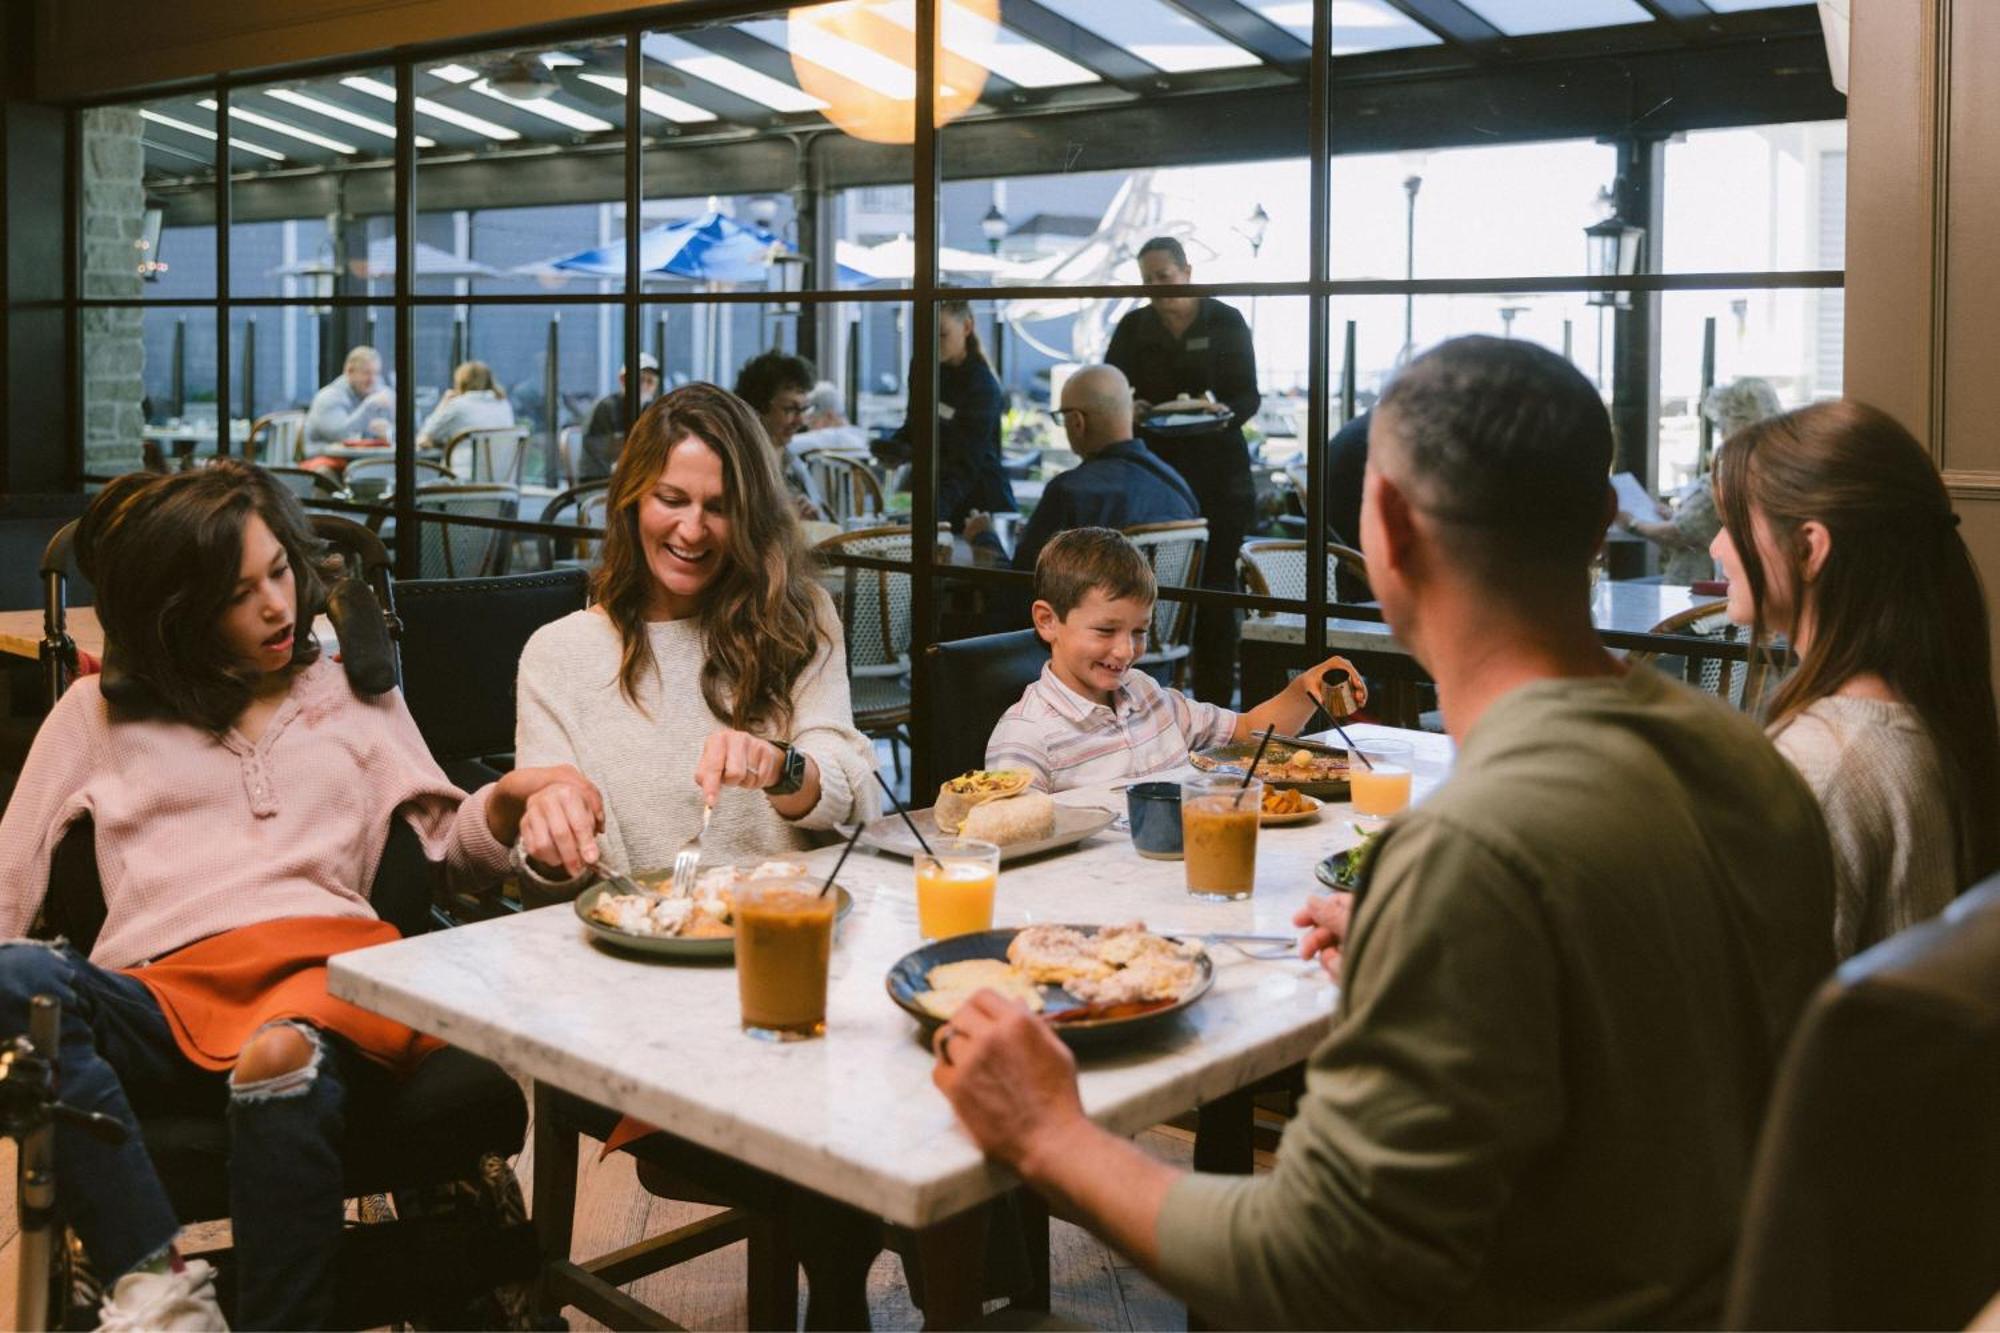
[1771,696,1961,958]
[514,590,879,875]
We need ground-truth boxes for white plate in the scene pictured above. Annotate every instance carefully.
[1258,794,1323,827]
[861,805,1119,862]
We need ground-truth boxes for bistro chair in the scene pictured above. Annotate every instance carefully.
[1266,466,1308,537]
[800,448,884,526]
[245,409,307,466]
[556,424,585,490]
[266,464,347,503]
[342,455,456,502]
[817,524,920,777]
[914,629,1050,796]
[411,484,519,579]
[1624,601,1775,712]
[531,479,611,572]
[1238,537,1373,607]
[442,425,532,486]
[394,568,588,793]
[1725,874,2000,1331]
[1122,519,1207,690]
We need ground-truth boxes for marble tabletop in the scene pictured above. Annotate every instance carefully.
[1241,580,1715,653]
[330,724,1454,1230]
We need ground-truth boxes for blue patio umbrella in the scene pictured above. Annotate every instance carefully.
[538,211,787,284]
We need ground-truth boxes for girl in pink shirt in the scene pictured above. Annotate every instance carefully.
[0,463,602,1330]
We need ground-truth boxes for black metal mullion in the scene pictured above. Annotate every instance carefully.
[215,84,232,457]
[624,30,643,444]
[64,106,82,489]
[910,0,941,776]
[393,62,418,579]
[1633,0,1722,27]
[1305,0,1331,667]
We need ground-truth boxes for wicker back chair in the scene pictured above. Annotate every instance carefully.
[342,456,456,502]
[800,450,883,526]
[266,465,346,503]
[411,484,520,579]
[533,480,613,571]
[442,426,533,485]
[247,409,308,465]
[1625,600,1778,712]
[1122,519,1208,689]
[1238,538,1372,606]
[816,524,925,774]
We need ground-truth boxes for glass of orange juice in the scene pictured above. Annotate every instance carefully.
[1348,738,1414,832]
[915,838,1000,940]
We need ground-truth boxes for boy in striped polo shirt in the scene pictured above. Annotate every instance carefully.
[986,527,1365,792]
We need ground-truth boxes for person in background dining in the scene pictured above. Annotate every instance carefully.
[733,350,825,519]
[1106,236,1259,705]
[967,364,1196,578]
[1619,377,1782,584]
[936,336,1835,1329]
[806,380,847,432]
[511,382,877,891]
[304,345,395,447]
[414,359,516,453]
[1711,399,1999,958]
[580,353,661,483]
[0,462,597,1330]
[787,379,870,457]
[892,299,1017,532]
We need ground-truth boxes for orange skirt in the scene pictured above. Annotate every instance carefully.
[122,916,442,1076]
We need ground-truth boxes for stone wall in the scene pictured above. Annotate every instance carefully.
[81,105,146,474]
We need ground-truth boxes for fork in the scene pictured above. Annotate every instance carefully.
[670,800,714,897]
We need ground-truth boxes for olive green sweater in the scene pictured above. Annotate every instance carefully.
[1155,668,1835,1329]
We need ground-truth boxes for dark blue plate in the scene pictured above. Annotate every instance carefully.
[885,926,1214,1049]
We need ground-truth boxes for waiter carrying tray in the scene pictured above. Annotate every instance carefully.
[1106,235,1260,705]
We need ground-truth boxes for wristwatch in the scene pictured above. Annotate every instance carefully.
[764,741,807,797]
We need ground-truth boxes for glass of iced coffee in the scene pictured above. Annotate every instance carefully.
[1180,774,1263,901]
[735,875,838,1041]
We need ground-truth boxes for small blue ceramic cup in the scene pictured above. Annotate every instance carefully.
[1127,781,1184,860]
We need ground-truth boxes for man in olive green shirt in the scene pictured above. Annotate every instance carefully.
[932,336,1835,1329]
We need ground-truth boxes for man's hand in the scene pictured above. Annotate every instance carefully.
[932,990,1088,1173]
[495,765,604,878]
[1132,398,1153,420]
[1293,891,1354,979]
[695,730,785,805]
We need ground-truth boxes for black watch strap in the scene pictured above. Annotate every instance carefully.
[764,741,807,797]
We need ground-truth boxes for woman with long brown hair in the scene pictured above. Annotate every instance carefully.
[1711,399,2000,956]
[513,381,877,881]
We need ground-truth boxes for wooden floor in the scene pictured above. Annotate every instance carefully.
[0,1101,1246,1330]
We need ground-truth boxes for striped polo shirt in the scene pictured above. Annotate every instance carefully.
[985,663,1240,793]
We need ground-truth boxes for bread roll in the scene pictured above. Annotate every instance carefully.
[960,789,1057,847]
[934,769,1033,834]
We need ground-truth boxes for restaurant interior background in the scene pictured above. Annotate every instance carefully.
[0,0,1995,782]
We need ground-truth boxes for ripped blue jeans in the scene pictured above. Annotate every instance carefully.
[0,940,350,1330]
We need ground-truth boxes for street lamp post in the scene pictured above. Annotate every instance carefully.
[980,203,1007,256]
[1401,175,1422,364]
[1236,202,1271,333]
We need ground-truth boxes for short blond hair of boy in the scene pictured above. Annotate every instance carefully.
[1034,527,1156,619]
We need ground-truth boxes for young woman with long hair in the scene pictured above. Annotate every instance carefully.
[889,298,1017,532]
[512,381,877,882]
[0,461,599,1329]
[1711,399,2000,956]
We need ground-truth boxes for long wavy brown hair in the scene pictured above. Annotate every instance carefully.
[1715,399,2000,891]
[592,382,821,731]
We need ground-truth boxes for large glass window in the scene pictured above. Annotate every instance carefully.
[65,0,1847,736]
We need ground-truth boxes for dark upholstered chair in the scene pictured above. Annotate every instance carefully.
[37,816,534,1328]
[393,567,588,791]
[914,629,1049,796]
[1725,876,2000,1331]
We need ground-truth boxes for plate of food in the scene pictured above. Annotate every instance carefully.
[1314,828,1384,893]
[1190,736,1351,798]
[886,922,1214,1048]
[575,860,854,959]
[861,769,1117,861]
[1258,787,1322,826]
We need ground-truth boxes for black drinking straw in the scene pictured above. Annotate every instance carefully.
[873,769,935,857]
[819,820,867,898]
[1233,726,1279,809]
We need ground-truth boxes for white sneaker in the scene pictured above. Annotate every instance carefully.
[96,1258,228,1331]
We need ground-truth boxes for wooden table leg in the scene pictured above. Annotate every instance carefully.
[1014,1190,1051,1312]
[530,1081,579,1325]
[913,1205,990,1331]
[747,1204,800,1332]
